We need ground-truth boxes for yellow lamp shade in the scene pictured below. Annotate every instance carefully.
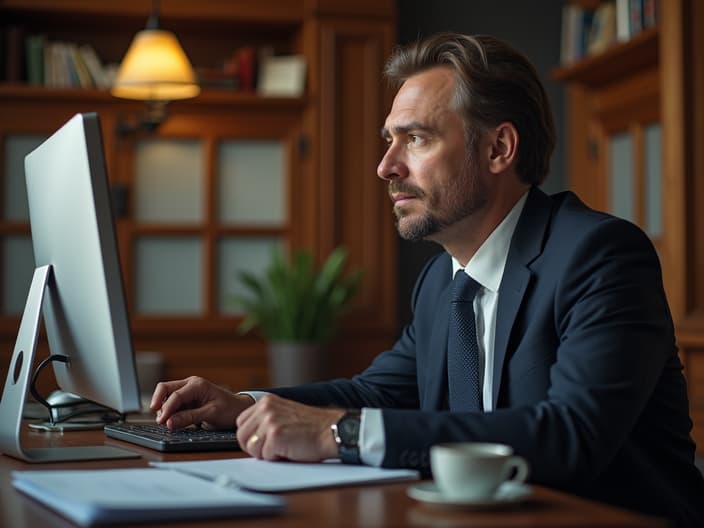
[111,29,200,101]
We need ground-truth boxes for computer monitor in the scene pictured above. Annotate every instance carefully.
[0,113,141,462]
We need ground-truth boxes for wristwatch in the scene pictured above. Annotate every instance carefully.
[331,410,361,464]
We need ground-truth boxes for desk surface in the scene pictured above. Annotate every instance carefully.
[0,427,666,527]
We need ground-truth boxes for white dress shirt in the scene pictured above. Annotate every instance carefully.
[359,191,528,466]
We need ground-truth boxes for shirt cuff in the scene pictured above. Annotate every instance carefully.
[237,390,267,402]
[359,408,385,467]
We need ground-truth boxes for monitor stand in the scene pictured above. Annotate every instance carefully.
[0,265,139,462]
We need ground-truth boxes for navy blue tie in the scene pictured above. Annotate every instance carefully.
[447,271,482,412]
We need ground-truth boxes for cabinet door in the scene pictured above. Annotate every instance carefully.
[311,19,398,373]
[606,123,662,240]
[566,65,661,241]
[115,108,302,334]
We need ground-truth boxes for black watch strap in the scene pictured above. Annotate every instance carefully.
[331,410,361,464]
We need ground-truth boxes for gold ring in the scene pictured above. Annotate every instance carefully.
[247,434,260,448]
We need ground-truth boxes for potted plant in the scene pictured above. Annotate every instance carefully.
[233,246,362,386]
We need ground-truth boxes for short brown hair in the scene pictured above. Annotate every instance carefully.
[384,33,556,185]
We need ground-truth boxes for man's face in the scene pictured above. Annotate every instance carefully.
[378,66,488,242]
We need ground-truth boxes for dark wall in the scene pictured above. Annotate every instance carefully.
[394,0,567,328]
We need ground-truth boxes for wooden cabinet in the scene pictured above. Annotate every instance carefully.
[553,0,704,452]
[0,0,397,390]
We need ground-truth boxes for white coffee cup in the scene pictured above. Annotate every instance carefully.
[430,442,529,500]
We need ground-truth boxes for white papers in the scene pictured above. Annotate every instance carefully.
[12,468,285,527]
[152,458,419,492]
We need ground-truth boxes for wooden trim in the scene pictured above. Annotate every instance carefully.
[0,0,306,23]
[658,0,688,318]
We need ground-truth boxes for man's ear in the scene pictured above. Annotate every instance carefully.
[487,122,519,174]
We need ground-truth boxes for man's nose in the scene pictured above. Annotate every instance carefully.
[377,145,408,181]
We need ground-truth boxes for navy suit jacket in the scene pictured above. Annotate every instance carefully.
[271,188,704,526]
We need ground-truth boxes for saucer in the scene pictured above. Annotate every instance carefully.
[406,481,532,509]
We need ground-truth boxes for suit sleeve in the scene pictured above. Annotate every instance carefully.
[380,218,677,486]
[267,254,443,409]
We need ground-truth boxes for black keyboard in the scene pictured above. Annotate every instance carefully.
[104,422,240,452]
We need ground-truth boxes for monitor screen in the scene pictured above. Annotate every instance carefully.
[25,113,140,413]
[0,113,141,462]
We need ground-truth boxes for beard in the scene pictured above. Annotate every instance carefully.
[390,157,487,242]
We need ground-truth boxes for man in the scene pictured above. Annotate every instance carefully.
[152,34,704,526]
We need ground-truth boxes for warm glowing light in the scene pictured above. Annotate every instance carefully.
[111,29,200,101]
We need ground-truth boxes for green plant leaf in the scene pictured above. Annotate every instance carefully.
[230,246,363,342]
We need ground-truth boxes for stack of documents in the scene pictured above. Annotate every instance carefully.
[12,468,285,526]
[152,458,420,491]
[12,459,419,526]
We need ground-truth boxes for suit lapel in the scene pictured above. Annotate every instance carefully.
[492,187,553,407]
[426,262,453,409]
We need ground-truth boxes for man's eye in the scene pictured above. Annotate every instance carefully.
[408,134,425,146]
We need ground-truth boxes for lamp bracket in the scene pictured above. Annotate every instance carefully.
[116,100,168,136]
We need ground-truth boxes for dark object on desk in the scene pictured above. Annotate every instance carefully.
[104,423,240,452]
[26,389,124,432]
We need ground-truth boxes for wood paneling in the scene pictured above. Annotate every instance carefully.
[0,0,397,394]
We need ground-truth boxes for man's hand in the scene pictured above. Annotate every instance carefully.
[150,376,254,430]
[236,393,344,462]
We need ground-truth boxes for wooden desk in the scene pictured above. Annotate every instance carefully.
[0,427,666,527]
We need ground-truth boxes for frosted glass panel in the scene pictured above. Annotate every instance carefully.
[218,237,282,314]
[135,237,202,314]
[135,139,203,223]
[4,135,46,221]
[644,124,663,237]
[2,236,35,315]
[218,140,286,225]
[609,132,634,222]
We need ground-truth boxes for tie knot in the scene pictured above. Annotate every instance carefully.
[451,271,480,303]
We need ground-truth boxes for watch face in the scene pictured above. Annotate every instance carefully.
[338,416,360,446]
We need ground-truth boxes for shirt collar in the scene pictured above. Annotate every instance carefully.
[452,192,528,292]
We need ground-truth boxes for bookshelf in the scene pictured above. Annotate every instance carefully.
[0,0,398,391]
[553,0,704,452]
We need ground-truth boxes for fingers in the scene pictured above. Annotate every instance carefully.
[150,379,188,411]
[152,377,250,430]
[236,394,339,462]
[152,376,209,427]
[236,408,260,456]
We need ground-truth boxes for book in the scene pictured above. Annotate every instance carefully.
[12,468,285,527]
[615,0,631,41]
[642,0,657,28]
[560,4,581,64]
[78,44,108,89]
[152,457,419,492]
[0,27,5,81]
[630,0,643,35]
[68,43,94,88]
[25,34,45,85]
[587,2,617,55]
[5,25,26,82]
[236,46,256,91]
[560,4,593,64]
